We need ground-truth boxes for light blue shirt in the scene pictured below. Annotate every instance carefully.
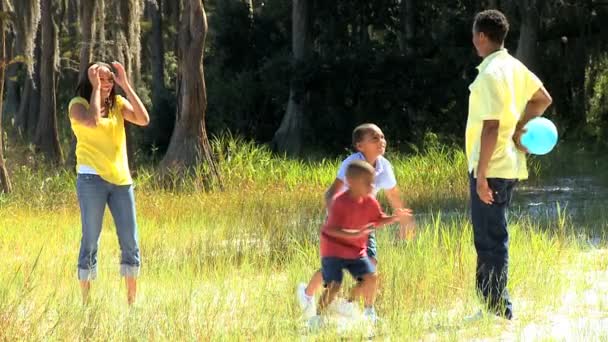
[336,152,397,195]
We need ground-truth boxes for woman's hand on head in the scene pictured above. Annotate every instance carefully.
[111,61,129,90]
[88,64,100,88]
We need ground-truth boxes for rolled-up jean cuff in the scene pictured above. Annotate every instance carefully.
[78,268,97,281]
[120,264,140,277]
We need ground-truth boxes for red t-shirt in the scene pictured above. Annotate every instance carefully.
[320,192,384,259]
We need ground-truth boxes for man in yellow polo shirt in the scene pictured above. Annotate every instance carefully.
[467,9,552,320]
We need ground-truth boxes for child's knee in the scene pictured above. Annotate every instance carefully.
[362,272,378,285]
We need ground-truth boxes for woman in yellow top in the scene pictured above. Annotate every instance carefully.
[69,61,149,305]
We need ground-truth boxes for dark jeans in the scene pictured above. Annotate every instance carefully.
[470,173,517,319]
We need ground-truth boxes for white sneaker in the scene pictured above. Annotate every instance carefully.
[296,283,315,317]
[363,307,379,324]
[307,315,325,331]
[336,300,358,317]
[463,310,485,323]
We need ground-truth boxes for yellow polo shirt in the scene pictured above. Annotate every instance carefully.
[466,49,543,180]
[69,95,132,185]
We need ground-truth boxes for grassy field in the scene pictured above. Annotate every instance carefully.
[1,137,607,340]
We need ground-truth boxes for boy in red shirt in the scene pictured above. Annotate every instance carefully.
[315,160,411,324]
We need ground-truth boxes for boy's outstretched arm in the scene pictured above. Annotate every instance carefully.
[385,187,416,240]
[323,226,372,239]
[370,209,413,229]
[324,178,344,208]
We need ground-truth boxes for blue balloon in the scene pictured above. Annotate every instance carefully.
[520,117,558,155]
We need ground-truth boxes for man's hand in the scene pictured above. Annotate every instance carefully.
[398,215,416,241]
[476,176,494,205]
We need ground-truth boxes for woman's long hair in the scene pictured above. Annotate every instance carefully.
[76,62,117,110]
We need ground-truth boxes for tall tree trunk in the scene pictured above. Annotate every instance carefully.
[398,0,415,56]
[121,0,141,87]
[78,0,96,78]
[160,0,220,184]
[66,0,78,38]
[4,28,20,121]
[515,0,544,72]
[272,0,311,156]
[148,0,166,102]
[96,0,106,60]
[108,0,141,174]
[67,0,97,167]
[16,29,41,140]
[12,0,41,138]
[35,0,63,164]
[145,0,173,151]
[0,1,12,193]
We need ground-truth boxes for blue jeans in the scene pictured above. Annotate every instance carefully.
[470,173,517,319]
[76,174,140,280]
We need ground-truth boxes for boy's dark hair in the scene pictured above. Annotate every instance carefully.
[352,123,380,148]
[345,160,375,180]
[474,10,509,44]
[76,61,117,110]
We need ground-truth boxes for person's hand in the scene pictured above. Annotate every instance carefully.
[476,176,494,205]
[513,126,529,154]
[397,215,416,241]
[88,64,100,88]
[394,208,413,218]
[111,61,129,90]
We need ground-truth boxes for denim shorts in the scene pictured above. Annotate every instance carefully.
[321,256,376,284]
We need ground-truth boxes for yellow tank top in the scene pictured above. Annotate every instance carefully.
[69,95,132,185]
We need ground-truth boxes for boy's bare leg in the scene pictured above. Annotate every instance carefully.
[349,273,378,307]
[126,277,137,305]
[318,282,341,314]
[305,270,323,297]
[348,258,377,303]
[80,280,91,304]
[361,273,378,308]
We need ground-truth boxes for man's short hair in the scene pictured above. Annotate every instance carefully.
[474,10,509,44]
[352,123,379,148]
[345,160,375,180]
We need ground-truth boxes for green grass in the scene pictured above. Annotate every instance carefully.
[0,137,607,340]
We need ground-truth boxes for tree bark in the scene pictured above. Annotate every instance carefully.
[96,0,106,60]
[144,0,173,150]
[35,0,63,164]
[148,0,166,102]
[4,28,20,121]
[515,0,545,72]
[67,0,78,38]
[0,1,12,193]
[11,0,41,138]
[78,0,96,78]
[16,29,41,139]
[160,0,220,183]
[272,0,311,156]
[66,0,96,167]
[398,0,415,56]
